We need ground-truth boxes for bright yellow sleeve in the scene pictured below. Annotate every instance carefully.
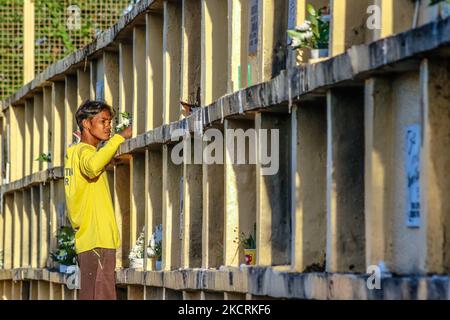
[78,134,125,179]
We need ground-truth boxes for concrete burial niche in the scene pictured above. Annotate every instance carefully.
[114,159,131,269]
[202,124,225,269]
[326,87,365,273]
[293,99,327,272]
[224,117,256,267]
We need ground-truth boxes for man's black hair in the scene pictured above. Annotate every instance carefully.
[75,100,115,132]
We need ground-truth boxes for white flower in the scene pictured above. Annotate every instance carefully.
[291,38,301,48]
[295,21,311,32]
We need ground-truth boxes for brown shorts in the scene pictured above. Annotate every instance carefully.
[77,248,117,300]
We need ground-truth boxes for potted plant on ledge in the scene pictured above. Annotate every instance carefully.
[287,4,330,62]
[234,224,257,266]
[129,224,163,270]
[51,226,77,273]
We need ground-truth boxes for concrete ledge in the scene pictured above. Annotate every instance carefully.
[2,266,450,299]
[0,167,64,195]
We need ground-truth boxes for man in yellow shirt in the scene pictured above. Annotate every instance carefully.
[64,100,132,300]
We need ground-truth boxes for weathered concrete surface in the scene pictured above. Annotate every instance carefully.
[326,88,366,274]
[3,266,450,299]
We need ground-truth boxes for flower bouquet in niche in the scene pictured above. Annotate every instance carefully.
[129,224,162,270]
[129,228,146,269]
[51,226,77,273]
[287,4,330,61]
[233,223,257,266]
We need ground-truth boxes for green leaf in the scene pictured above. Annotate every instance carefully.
[306,4,316,17]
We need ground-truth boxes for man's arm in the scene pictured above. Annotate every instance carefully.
[78,134,125,179]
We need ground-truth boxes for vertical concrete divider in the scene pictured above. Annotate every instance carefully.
[421,58,450,274]
[163,1,182,124]
[32,93,43,173]
[64,75,77,149]
[133,26,146,135]
[146,13,164,130]
[330,0,372,56]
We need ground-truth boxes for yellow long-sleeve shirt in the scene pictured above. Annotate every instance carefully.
[64,134,125,254]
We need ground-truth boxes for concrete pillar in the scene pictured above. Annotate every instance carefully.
[292,102,327,272]
[51,82,65,167]
[133,26,146,135]
[421,58,450,274]
[163,1,182,124]
[23,0,35,84]
[42,86,52,170]
[64,75,77,148]
[119,42,133,116]
[10,105,25,181]
[326,88,365,273]
[365,71,424,275]
[77,68,90,107]
[33,94,43,173]
[24,99,33,177]
[259,0,288,82]
[378,0,416,39]
[255,112,291,266]
[146,13,164,130]
[228,0,242,92]
[103,51,119,110]
[330,0,372,56]
[201,0,228,105]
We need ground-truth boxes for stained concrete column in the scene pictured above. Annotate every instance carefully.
[421,58,450,274]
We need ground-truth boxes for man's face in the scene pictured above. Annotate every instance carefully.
[84,109,112,141]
